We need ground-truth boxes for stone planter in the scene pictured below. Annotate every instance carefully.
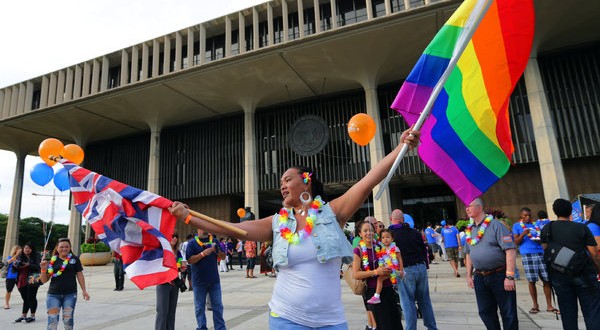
[79,252,112,266]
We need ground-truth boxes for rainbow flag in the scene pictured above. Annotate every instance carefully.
[391,0,534,205]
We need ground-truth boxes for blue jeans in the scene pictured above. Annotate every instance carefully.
[550,270,600,330]
[269,314,348,330]
[46,293,77,330]
[397,263,437,330]
[473,272,517,330]
[193,281,226,330]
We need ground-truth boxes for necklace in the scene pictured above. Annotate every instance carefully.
[519,221,540,238]
[47,253,72,277]
[465,215,493,245]
[377,243,400,284]
[195,235,213,247]
[359,239,378,271]
[278,196,323,245]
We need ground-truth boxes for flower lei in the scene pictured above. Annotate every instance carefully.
[195,235,213,247]
[377,243,400,284]
[47,253,72,277]
[176,257,182,269]
[519,221,540,238]
[302,172,312,184]
[465,215,493,245]
[278,196,322,245]
[359,239,379,271]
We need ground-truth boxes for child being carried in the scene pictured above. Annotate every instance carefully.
[367,229,404,304]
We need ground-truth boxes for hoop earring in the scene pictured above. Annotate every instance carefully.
[299,191,312,215]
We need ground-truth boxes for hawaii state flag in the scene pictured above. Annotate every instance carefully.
[60,159,178,289]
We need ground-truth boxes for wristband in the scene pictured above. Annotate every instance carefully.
[184,213,192,224]
[505,271,515,276]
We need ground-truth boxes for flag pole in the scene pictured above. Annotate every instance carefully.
[374,0,493,201]
[189,209,248,237]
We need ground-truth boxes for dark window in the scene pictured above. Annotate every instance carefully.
[31,89,41,110]
[288,12,300,40]
[231,29,240,55]
[108,66,120,89]
[273,16,284,44]
[320,4,333,31]
[259,21,269,47]
[337,0,368,27]
[206,34,225,61]
[372,0,386,17]
[245,26,254,51]
[303,8,316,36]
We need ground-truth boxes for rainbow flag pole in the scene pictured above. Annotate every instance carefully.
[374,0,493,201]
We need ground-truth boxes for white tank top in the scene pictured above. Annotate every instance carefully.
[268,236,345,327]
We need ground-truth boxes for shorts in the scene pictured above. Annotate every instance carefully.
[5,278,16,292]
[522,253,549,282]
[247,257,256,270]
[428,243,440,253]
[446,247,459,262]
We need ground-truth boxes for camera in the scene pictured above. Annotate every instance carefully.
[172,276,187,293]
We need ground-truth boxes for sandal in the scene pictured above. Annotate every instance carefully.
[546,308,560,314]
[528,308,539,314]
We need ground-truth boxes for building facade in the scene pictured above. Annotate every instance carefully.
[1,0,599,256]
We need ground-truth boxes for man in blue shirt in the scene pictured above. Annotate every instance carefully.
[424,222,439,264]
[512,207,558,314]
[441,221,461,277]
[186,229,226,330]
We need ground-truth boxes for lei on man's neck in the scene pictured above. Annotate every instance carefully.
[465,215,493,246]
[278,196,323,245]
[195,235,213,247]
[519,221,540,238]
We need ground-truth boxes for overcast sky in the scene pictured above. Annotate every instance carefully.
[0,0,267,225]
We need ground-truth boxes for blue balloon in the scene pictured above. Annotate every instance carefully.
[441,220,447,226]
[404,214,415,228]
[30,162,54,186]
[53,168,70,192]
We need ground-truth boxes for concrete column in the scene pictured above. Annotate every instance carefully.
[187,28,194,67]
[9,86,17,116]
[131,46,139,83]
[282,0,289,43]
[385,0,392,15]
[366,0,373,19]
[313,0,321,33]
[67,197,82,255]
[147,122,161,193]
[163,36,171,74]
[0,90,4,117]
[267,3,274,44]
[297,0,305,38]
[252,7,259,50]
[48,73,57,105]
[24,82,34,112]
[91,59,100,94]
[524,57,569,215]
[152,40,160,77]
[365,86,392,224]
[141,43,150,80]
[404,0,411,10]
[225,16,232,57]
[120,49,129,86]
[40,75,49,107]
[331,0,337,29]
[199,25,206,64]
[65,67,74,101]
[82,61,92,97]
[243,106,260,218]
[3,88,12,117]
[16,83,26,114]
[3,153,25,260]
[238,13,246,54]
[56,70,65,103]
[175,32,182,71]
[101,56,109,91]
[73,65,83,99]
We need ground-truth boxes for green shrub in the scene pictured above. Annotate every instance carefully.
[80,241,111,253]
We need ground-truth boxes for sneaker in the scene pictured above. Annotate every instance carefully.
[14,317,25,323]
[367,296,381,304]
[25,317,35,323]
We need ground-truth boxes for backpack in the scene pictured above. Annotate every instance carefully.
[543,221,590,276]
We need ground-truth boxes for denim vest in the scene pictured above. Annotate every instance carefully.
[272,202,354,270]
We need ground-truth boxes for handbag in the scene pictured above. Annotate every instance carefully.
[0,263,8,279]
[343,264,366,296]
[543,222,589,276]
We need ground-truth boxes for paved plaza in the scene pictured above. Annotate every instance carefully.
[1,256,581,329]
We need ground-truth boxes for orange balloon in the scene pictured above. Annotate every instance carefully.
[348,113,376,146]
[237,208,246,218]
[61,144,85,165]
[38,138,64,166]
